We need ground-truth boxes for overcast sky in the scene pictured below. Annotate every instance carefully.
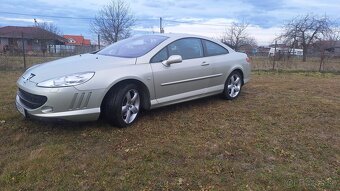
[0,0,339,45]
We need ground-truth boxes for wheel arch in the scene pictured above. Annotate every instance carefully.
[232,68,244,85]
[227,67,244,85]
[100,78,151,113]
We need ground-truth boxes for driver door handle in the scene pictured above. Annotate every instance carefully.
[201,62,209,66]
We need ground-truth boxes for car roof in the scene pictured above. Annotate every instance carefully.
[156,33,211,40]
[135,33,213,41]
[135,33,229,45]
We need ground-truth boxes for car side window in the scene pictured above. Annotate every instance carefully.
[203,40,229,56]
[168,38,203,60]
[150,47,168,63]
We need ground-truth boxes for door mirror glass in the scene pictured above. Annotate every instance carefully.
[162,55,182,66]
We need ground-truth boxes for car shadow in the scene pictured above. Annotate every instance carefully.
[21,88,250,132]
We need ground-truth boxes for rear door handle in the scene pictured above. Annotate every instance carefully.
[201,62,210,66]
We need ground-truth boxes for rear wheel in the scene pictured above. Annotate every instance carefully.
[103,84,141,127]
[222,71,243,100]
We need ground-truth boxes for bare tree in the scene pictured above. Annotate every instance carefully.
[91,0,135,44]
[313,29,340,71]
[280,14,331,62]
[35,22,62,36]
[221,22,257,51]
[34,22,63,56]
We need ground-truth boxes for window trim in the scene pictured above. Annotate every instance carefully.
[202,39,229,57]
[150,37,205,63]
[150,47,169,63]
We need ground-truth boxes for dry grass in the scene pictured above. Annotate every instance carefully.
[0,71,339,190]
[0,56,62,71]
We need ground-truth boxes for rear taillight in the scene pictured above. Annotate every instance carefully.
[246,57,251,64]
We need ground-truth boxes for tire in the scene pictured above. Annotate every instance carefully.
[222,71,243,100]
[103,83,141,127]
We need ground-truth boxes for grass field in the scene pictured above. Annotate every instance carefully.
[0,71,339,190]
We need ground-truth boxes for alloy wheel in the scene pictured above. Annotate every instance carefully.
[121,89,140,124]
[227,73,242,98]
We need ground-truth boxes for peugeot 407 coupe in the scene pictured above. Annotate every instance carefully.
[16,34,251,127]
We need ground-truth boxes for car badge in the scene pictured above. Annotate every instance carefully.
[24,73,35,83]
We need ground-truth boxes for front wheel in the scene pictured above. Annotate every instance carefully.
[222,71,243,100]
[103,84,141,127]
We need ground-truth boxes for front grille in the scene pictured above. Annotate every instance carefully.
[18,89,47,109]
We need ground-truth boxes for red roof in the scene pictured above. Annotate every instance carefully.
[83,39,91,45]
[63,35,91,46]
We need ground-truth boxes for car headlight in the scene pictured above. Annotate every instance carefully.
[37,72,95,88]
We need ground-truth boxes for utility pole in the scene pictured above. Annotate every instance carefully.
[21,32,26,70]
[98,34,101,50]
[160,17,164,33]
[273,40,277,70]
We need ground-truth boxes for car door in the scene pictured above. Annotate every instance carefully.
[201,39,231,87]
[150,38,212,103]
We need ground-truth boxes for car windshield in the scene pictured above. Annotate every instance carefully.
[97,35,168,58]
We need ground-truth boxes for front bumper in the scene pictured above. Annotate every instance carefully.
[16,79,105,122]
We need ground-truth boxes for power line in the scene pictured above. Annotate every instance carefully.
[0,11,233,27]
[0,11,284,28]
[163,19,231,27]
[0,11,93,20]
[0,11,157,22]
[1,11,338,28]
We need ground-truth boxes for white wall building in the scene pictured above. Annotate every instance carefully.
[268,48,303,57]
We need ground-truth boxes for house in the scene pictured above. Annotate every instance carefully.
[256,46,271,56]
[0,26,66,54]
[63,35,91,46]
[269,43,288,49]
[323,41,340,57]
[267,43,304,57]
[268,47,303,57]
[238,44,258,56]
[55,35,94,54]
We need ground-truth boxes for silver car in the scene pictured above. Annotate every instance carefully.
[16,34,251,127]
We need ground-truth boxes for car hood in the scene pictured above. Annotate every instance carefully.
[24,54,136,83]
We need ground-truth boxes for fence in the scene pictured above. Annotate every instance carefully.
[250,56,340,72]
[0,44,339,72]
[0,44,100,71]
[236,48,340,72]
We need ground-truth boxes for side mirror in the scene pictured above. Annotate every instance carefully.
[162,55,182,67]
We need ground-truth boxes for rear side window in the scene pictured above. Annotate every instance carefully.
[203,40,229,57]
[168,38,203,60]
[150,48,168,63]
